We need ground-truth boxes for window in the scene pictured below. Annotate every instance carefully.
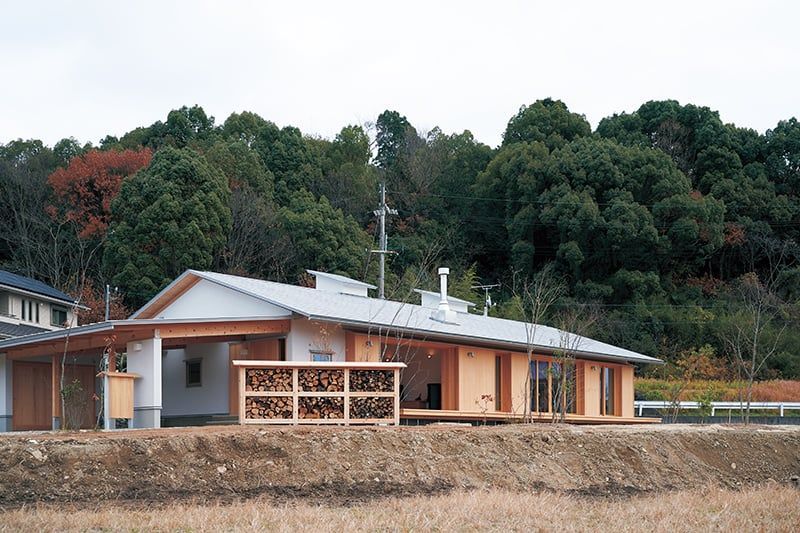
[185,359,202,387]
[601,367,616,416]
[21,299,38,323]
[278,338,287,361]
[0,292,8,315]
[310,351,332,362]
[51,307,68,327]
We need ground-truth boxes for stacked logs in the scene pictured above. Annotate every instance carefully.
[245,396,293,419]
[350,397,394,419]
[299,397,344,419]
[245,368,292,392]
[299,369,344,392]
[350,370,394,392]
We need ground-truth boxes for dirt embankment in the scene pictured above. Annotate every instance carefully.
[0,424,798,506]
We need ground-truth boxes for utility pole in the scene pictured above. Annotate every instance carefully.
[105,284,110,321]
[472,283,500,316]
[371,181,398,299]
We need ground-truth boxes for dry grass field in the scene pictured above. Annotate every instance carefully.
[1,485,798,532]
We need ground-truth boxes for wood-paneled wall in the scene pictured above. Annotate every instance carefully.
[344,332,380,362]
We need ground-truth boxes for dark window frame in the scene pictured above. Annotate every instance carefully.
[185,358,202,388]
[51,306,68,327]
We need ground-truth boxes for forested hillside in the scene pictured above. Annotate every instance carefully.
[1,99,798,377]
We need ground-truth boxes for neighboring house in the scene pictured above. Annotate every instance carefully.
[0,270,80,340]
[0,268,662,432]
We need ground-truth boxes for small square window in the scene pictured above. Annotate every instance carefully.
[310,351,332,362]
[51,307,68,327]
[185,359,202,387]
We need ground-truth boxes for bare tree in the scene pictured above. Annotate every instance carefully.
[223,186,293,281]
[550,305,601,423]
[511,263,565,423]
[718,272,787,424]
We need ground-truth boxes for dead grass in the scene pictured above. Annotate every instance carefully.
[1,485,797,532]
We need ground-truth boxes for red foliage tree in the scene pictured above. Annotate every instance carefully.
[48,148,152,238]
[72,279,130,325]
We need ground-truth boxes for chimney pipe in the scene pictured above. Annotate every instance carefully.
[432,267,457,323]
[438,267,450,312]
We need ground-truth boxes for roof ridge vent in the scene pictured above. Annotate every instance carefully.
[306,270,376,298]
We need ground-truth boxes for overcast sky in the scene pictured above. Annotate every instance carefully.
[1,1,798,148]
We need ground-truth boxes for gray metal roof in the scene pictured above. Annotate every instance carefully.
[191,271,662,365]
[413,289,476,307]
[0,270,76,304]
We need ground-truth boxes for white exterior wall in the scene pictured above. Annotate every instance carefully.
[286,318,346,362]
[0,289,77,331]
[161,343,230,416]
[158,279,290,319]
[127,336,162,428]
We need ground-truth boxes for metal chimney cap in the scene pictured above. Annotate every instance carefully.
[438,267,450,275]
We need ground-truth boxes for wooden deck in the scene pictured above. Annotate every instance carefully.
[400,408,661,424]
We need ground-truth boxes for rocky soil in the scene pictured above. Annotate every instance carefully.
[0,424,798,506]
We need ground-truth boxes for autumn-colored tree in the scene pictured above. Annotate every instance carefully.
[48,148,152,238]
[70,279,130,325]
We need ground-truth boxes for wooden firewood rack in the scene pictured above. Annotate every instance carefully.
[232,361,406,426]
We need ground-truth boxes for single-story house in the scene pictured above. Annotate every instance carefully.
[0,268,662,431]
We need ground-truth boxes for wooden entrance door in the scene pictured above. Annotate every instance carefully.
[13,361,96,431]
[12,362,52,430]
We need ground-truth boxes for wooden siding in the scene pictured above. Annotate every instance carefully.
[458,347,498,412]
[440,347,459,410]
[582,362,602,416]
[345,332,380,362]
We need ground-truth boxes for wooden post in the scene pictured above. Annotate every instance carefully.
[51,354,61,430]
[108,347,117,373]
[292,367,299,424]
[344,368,350,426]
[394,368,400,426]
[238,366,245,424]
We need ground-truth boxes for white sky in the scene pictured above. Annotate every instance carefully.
[1,0,798,148]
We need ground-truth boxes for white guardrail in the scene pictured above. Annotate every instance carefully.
[635,401,800,417]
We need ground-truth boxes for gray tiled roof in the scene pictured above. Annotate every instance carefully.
[187,270,662,365]
[0,321,49,339]
[0,270,75,304]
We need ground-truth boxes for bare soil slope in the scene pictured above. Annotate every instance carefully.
[0,424,798,505]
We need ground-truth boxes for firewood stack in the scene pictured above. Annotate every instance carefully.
[350,397,394,419]
[299,369,344,392]
[245,368,292,392]
[299,397,344,419]
[350,370,394,392]
[245,396,293,419]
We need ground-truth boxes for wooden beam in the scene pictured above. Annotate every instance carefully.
[162,335,246,349]
[5,329,155,359]
[157,320,290,339]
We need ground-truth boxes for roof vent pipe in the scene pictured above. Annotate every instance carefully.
[438,267,450,312]
[432,267,457,324]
